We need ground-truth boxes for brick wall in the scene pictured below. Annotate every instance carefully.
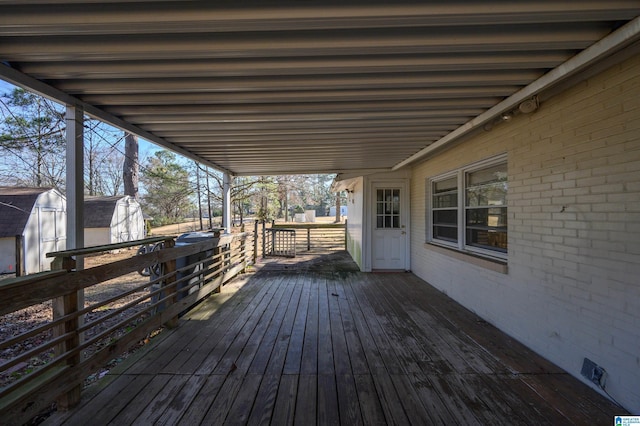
[410,53,640,412]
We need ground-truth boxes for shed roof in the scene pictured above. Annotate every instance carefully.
[0,187,53,238]
[84,195,137,228]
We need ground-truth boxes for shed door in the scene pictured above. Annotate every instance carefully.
[120,202,131,242]
[371,185,407,270]
[39,207,66,271]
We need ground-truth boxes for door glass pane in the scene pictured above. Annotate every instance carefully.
[385,191,391,213]
[392,191,400,214]
[376,188,401,229]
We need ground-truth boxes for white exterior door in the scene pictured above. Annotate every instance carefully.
[371,185,407,270]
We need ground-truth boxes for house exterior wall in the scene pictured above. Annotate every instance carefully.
[345,177,364,269]
[409,54,640,412]
[344,170,410,272]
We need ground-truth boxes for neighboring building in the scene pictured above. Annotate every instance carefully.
[84,196,145,246]
[328,205,348,218]
[335,54,640,412]
[0,187,66,275]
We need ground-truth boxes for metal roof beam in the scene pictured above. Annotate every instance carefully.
[51,71,539,94]
[79,87,520,105]
[106,98,500,116]
[16,52,569,79]
[1,26,603,61]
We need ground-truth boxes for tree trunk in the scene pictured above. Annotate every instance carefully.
[123,133,139,199]
[284,185,289,222]
[87,148,94,195]
[335,192,341,223]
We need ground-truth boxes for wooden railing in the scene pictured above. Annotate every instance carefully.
[263,228,297,257]
[267,222,346,255]
[0,232,254,424]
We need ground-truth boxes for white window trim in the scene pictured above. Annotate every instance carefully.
[427,154,507,261]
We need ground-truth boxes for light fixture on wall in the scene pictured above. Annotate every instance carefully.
[518,96,539,114]
[484,96,539,131]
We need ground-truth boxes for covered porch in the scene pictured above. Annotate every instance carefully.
[1,2,639,417]
[47,252,621,425]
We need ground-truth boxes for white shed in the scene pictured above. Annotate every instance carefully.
[84,196,145,246]
[0,187,66,275]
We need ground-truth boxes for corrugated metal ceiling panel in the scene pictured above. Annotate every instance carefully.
[0,1,638,175]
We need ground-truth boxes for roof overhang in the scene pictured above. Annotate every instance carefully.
[1,2,638,176]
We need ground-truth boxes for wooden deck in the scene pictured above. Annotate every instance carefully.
[47,251,622,425]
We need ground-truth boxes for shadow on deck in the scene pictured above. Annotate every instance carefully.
[46,251,623,425]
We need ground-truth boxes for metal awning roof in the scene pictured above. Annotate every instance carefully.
[1,1,639,176]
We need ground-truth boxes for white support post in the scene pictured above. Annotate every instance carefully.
[66,105,84,266]
[222,172,232,234]
[53,104,84,409]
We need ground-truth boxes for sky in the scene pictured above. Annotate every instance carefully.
[0,78,13,94]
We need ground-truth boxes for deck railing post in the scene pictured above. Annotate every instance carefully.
[212,242,222,294]
[239,233,246,272]
[261,220,266,258]
[344,219,348,250]
[307,228,311,251]
[271,227,276,256]
[51,254,81,410]
[160,238,178,328]
[253,220,258,264]
[14,234,24,277]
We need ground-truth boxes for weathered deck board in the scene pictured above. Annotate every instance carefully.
[282,274,310,375]
[270,374,297,425]
[299,276,318,376]
[294,374,316,425]
[47,252,625,425]
[176,374,225,425]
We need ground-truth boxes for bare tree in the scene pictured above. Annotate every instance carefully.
[0,87,66,190]
[83,119,125,196]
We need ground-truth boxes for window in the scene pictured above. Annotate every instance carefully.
[432,176,458,242]
[429,156,507,258]
[465,163,507,252]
